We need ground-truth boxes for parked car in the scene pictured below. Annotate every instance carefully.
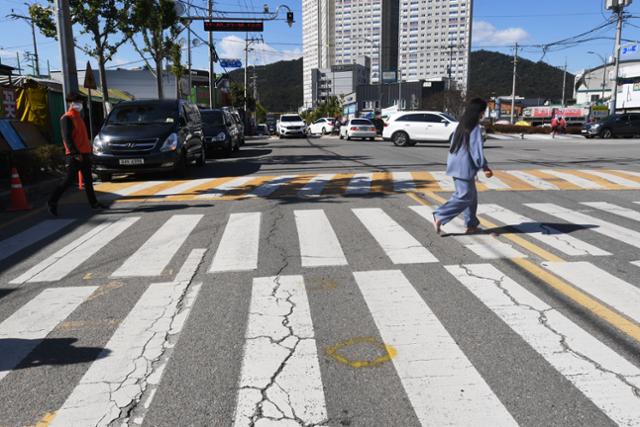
[277,114,308,138]
[92,99,205,181]
[308,117,335,135]
[223,107,245,144]
[199,108,241,157]
[339,118,377,141]
[382,111,459,146]
[256,123,269,136]
[582,113,640,139]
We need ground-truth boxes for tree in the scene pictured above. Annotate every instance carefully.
[256,102,267,123]
[122,0,181,99]
[230,82,255,111]
[29,1,130,115]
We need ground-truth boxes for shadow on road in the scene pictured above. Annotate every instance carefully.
[442,222,597,237]
[0,338,110,370]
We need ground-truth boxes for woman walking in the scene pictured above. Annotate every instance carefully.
[433,98,493,235]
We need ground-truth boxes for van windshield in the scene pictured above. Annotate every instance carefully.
[107,104,178,125]
[200,110,225,125]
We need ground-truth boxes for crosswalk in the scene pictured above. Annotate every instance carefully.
[2,199,640,425]
[94,168,640,201]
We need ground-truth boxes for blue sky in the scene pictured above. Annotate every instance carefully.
[1,0,639,76]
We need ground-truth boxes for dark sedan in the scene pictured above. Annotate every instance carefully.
[200,109,241,157]
[582,113,640,139]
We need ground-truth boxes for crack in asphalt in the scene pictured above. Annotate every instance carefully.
[457,264,640,400]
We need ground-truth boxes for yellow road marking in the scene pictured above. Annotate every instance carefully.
[371,171,393,193]
[322,173,355,195]
[125,180,190,201]
[271,175,316,197]
[409,190,640,342]
[83,272,93,280]
[326,336,397,368]
[525,169,581,190]
[599,169,640,183]
[27,411,56,427]
[513,258,640,342]
[410,171,441,192]
[560,170,624,190]
[492,170,537,191]
[167,176,236,201]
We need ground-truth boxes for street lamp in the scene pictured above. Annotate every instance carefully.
[587,51,608,102]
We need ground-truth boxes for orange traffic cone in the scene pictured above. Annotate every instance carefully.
[8,167,31,211]
[78,171,84,190]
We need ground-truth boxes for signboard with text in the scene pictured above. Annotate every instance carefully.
[204,21,263,32]
[220,58,242,68]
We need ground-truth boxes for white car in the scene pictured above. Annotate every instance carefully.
[339,118,377,141]
[277,114,308,138]
[308,117,335,135]
[383,111,458,146]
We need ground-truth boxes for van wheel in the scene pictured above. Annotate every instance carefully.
[98,173,112,182]
[392,131,410,146]
[600,128,613,139]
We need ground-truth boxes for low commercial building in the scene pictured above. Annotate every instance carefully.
[311,57,371,107]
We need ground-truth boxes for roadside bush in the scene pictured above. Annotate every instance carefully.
[484,124,582,135]
[8,144,65,185]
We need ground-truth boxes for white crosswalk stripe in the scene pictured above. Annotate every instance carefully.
[50,279,203,427]
[505,170,559,190]
[353,208,438,264]
[154,178,218,196]
[392,171,416,192]
[476,172,511,189]
[581,201,640,223]
[0,286,97,382]
[109,180,167,198]
[447,263,640,426]
[540,169,604,189]
[248,175,297,197]
[0,219,75,263]
[210,212,261,272]
[542,261,640,323]
[10,217,140,284]
[478,204,610,256]
[297,173,335,197]
[112,215,203,277]
[527,203,640,249]
[632,260,640,268]
[295,210,347,267]
[234,275,327,426]
[354,270,517,426]
[410,205,526,259]
[429,171,454,191]
[614,169,640,178]
[345,173,373,195]
[195,176,254,199]
[578,170,640,188]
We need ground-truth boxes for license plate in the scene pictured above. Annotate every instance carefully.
[119,158,144,165]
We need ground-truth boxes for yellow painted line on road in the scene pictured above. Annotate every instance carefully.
[525,169,581,190]
[166,176,236,201]
[409,190,640,342]
[326,336,397,368]
[605,169,640,182]
[27,411,56,427]
[410,171,441,192]
[271,175,316,197]
[560,170,624,190]
[371,171,393,193]
[321,173,355,195]
[492,171,537,191]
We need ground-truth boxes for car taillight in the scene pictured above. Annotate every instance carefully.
[350,127,358,131]
[383,122,388,127]
[370,127,376,131]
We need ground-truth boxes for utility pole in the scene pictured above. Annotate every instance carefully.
[16,52,22,75]
[244,34,262,113]
[561,57,567,107]
[55,0,79,99]
[510,42,518,124]
[610,2,626,116]
[187,2,192,102]
[7,10,40,76]
[208,0,215,108]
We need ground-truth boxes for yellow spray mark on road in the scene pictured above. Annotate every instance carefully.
[326,336,397,368]
[55,319,120,331]
[83,272,93,280]
[26,411,56,427]
[86,281,124,301]
[408,190,640,343]
[307,278,339,291]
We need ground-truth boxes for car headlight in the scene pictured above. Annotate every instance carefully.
[590,123,600,129]
[216,131,227,142]
[93,135,105,154]
[160,133,179,152]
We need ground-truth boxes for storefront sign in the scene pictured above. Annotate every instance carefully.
[1,88,16,119]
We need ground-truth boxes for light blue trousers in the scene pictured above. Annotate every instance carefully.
[434,177,479,228]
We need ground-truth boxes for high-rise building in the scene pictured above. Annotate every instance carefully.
[302,0,334,108]
[397,0,472,90]
[302,0,472,108]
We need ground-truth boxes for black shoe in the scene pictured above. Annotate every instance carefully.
[47,202,58,217]
[91,202,108,210]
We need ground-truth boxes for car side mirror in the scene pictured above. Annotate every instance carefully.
[442,120,449,126]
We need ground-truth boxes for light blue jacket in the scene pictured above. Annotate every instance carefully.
[445,126,487,180]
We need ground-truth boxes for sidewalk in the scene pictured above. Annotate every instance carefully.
[488,133,586,141]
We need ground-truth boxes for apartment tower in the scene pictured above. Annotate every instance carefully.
[302,0,335,108]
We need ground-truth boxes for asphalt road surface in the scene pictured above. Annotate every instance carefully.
[1,134,640,426]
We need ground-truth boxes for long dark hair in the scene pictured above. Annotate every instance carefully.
[449,98,488,154]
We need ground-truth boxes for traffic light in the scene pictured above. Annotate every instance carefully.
[286,11,294,27]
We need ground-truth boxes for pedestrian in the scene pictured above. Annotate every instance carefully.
[551,115,560,138]
[559,116,567,134]
[48,92,106,216]
[433,98,493,235]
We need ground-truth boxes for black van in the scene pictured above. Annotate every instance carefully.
[92,99,205,181]
[199,108,241,157]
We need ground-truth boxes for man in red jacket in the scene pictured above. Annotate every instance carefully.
[48,92,106,216]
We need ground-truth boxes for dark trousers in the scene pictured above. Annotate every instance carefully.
[49,155,98,207]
